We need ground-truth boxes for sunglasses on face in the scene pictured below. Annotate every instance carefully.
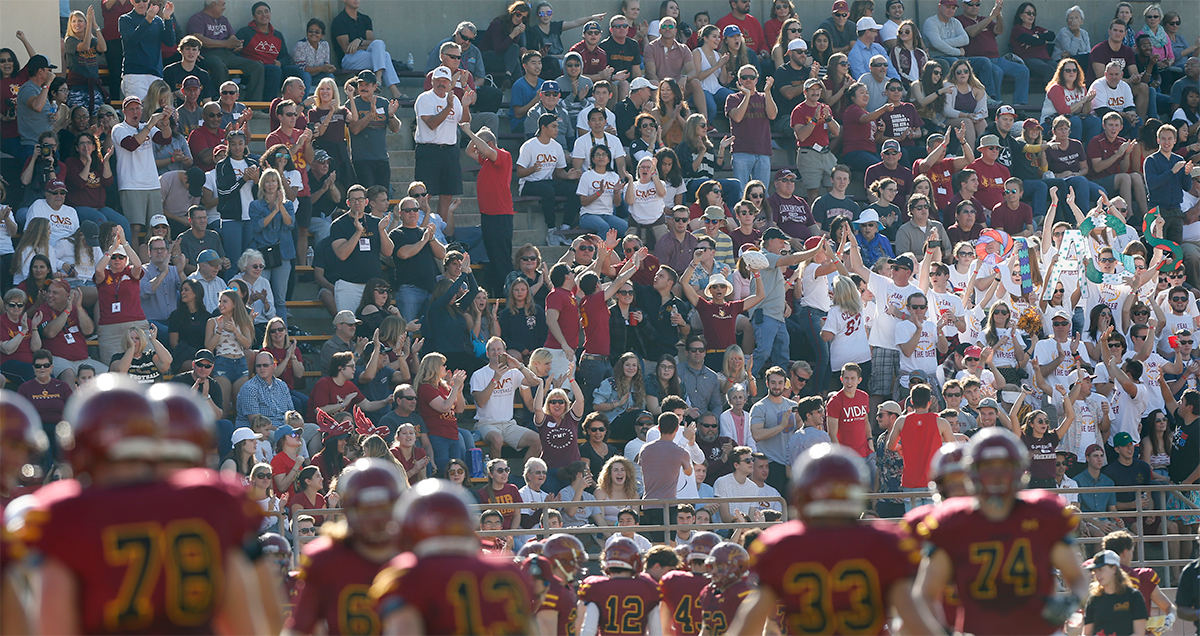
[687,347,705,352]
[221,90,238,95]
[270,327,286,333]
[909,304,927,310]
[255,362,273,368]
[492,466,510,473]
[834,11,849,17]
[400,206,420,212]
[1171,296,1188,302]
[520,255,539,262]
[194,361,214,369]
[111,254,128,261]
[1099,257,1116,263]
[565,62,581,67]
[1052,320,1070,327]
[447,468,465,475]
[298,527,316,535]
[446,53,462,60]
[281,112,297,117]
[993,308,1010,315]
[943,391,962,398]
[548,399,567,405]
[589,427,607,433]
[1179,339,1194,346]
[576,245,596,252]
[794,376,810,383]
[871,62,888,68]
[399,395,417,400]
[253,473,271,479]
[1004,189,1019,195]
[1133,309,1150,316]
[739,75,758,81]
[33,362,52,369]
[965,356,979,362]
[1167,20,1180,25]
[673,217,689,223]
[47,190,67,196]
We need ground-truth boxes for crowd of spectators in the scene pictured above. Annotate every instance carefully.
[0,0,1198,561]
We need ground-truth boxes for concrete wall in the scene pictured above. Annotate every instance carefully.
[40,0,1175,77]
[0,0,65,68]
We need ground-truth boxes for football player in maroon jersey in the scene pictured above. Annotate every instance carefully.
[525,552,581,636]
[19,375,268,635]
[698,542,752,636]
[914,427,1089,636]
[286,458,403,636]
[371,479,536,635]
[900,441,969,630]
[727,443,942,635]
[542,532,588,585]
[659,530,721,635]
[578,536,662,636]
[0,391,44,636]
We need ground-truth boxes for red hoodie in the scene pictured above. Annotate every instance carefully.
[236,22,287,65]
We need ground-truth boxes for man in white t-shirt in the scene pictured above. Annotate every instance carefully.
[1035,308,1080,392]
[469,336,541,466]
[894,291,948,399]
[848,249,922,410]
[414,65,473,233]
[571,106,628,178]
[518,113,583,242]
[24,180,79,245]
[925,260,967,339]
[1158,287,1196,356]
[1127,323,1169,416]
[112,95,169,247]
[712,445,759,521]
[1090,61,1139,134]
[1100,336,1150,446]
[1060,369,1109,463]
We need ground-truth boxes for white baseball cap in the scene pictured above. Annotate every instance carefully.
[788,38,808,52]
[432,66,453,80]
[856,16,883,31]
[629,77,654,91]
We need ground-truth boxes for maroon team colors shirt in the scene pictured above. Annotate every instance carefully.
[827,389,871,457]
[749,519,922,635]
[578,573,661,636]
[288,536,392,635]
[580,291,611,355]
[19,469,258,635]
[698,579,752,636]
[545,287,581,350]
[372,552,534,635]
[916,490,1079,636]
[541,577,579,636]
[659,569,707,635]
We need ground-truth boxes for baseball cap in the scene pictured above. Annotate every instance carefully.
[854,209,880,225]
[775,168,797,181]
[431,66,453,80]
[194,349,216,363]
[122,95,142,109]
[978,397,1001,411]
[273,425,298,444]
[1055,448,1074,459]
[888,255,915,270]
[1072,369,1097,384]
[1113,432,1134,447]
[1086,550,1122,570]
[977,134,1002,149]
[231,427,258,446]
[80,221,100,248]
[182,75,202,90]
[539,80,561,93]
[878,401,902,415]
[196,249,221,264]
[583,21,601,32]
[1049,307,1072,321]
[1191,165,1200,179]
[1022,118,1042,130]
[856,16,883,31]
[1085,443,1105,457]
[537,113,559,130]
[636,411,654,423]
[185,166,206,197]
[803,236,823,250]
[964,345,983,358]
[832,0,850,11]
[939,0,958,6]
[803,77,823,89]
[762,227,789,243]
[357,69,378,84]
[333,310,361,325]
[996,105,1017,118]
[703,205,725,220]
[44,179,66,192]
[150,214,169,228]
[629,77,653,91]
[886,0,904,8]
[313,149,331,163]
[110,243,127,257]
[788,38,808,52]
[881,139,901,153]
[722,25,741,37]
[25,54,56,74]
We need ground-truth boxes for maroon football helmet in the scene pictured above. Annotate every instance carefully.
[61,374,162,477]
[258,532,291,556]
[542,533,587,582]
[686,531,722,562]
[790,443,868,520]
[517,540,545,559]
[672,542,693,565]
[964,427,1030,499]
[339,458,404,548]
[705,542,749,589]
[395,479,478,555]
[602,536,642,574]
[0,391,47,480]
[148,383,215,466]
[928,441,969,500]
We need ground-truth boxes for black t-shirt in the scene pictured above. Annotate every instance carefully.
[162,62,216,101]
[308,168,339,218]
[599,37,642,74]
[614,96,641,144]
[1170,416,1199,484]
[330,10,372,58]
[112,350,161,384]
[773,63,810,116]
[389,225,440,293]
[167,306,210,353]
[169,371,224,407]
[312,234,345,284]
[1103,458,1154,503]
[1083,587,1147,635]
[328,213,383,284]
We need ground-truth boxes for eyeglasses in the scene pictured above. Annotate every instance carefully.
[411,191,429,197]
[661,24,676,30]
[616,289,633,295]
[1147,14,1160,19]
[912,204,930,210]
[1023,10,1036,16]
[584,29,601,34]
[886,86,903,92]
[640,122,659,129]
[1132,334,1147,340]
[588,427,607,433]
[548,399,567,405]
[298,527,316,535]
[1063,67,1078,73]
[787,27,800,33]
[194,361,214,369]
[575,245,596,252]
[33,362,52,369]
[447,468,465,475]
[446,53,462,60]
[739,75,758,81]
[955,69,970,75]
[943,391,962,398]
[221,90,238,95]
[1179,340,1194,346]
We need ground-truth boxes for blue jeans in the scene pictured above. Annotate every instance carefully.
[213,355,247,381]
[751,314,789,376]
[290,389,308,418]
[579,213,628,236]
[1020,178,1050,221]
[791,305,830,394]
[1040,175,1098,213]
[989,57,1030,104]
[731,153,771,192]
[215,418,234,458]
[901,486,933,512]
[430,434,465,478]
[75,206,131,239]
[396,284,431,322]
[340,40,401,87]
[263,261,291,325]
[296,70,334,97]
[959,57,997,99]
[842,150,881,173]
[700,86,736,121]
[219,219,251,261]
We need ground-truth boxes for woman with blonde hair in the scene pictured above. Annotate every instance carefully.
[110,323,171,383]
[944,59,988,143]
[821,275,872,381]
[719,344,757,398]
[12,218,59,286]
[63,8,107,114]
[359,433,410,488]
[415,352,468,477]
[594,455,640,524]
[981,299,1030,388]
[141,79,173,123]
[498,277,546,363]
[307,76,356,188]
[506,243,548,306]
[249,461,285,534]
[261,315,308,416]
[248,168,294,326]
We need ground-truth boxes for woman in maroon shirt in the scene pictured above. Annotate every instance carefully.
[415,352,467,477]
[288,465,329,524]
[475,457,523,531]
[92,229,148,367]
[0,36,34,161]
[261,315,307,413]
[840,82,891,172]
[533,366,585,493]
[64,132,128,235]
[1009,2,1057,92]
[1,288,41,383]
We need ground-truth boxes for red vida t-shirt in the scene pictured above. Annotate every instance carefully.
[544,287,580,350]
[827,389,870,457]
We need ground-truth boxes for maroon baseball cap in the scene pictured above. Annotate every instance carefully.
[45,179,67,192]
[832,0,850,11]
[1085,443,1105,458]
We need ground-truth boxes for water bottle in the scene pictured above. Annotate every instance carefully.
[406,53,414,70]
[306,246,314,266]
